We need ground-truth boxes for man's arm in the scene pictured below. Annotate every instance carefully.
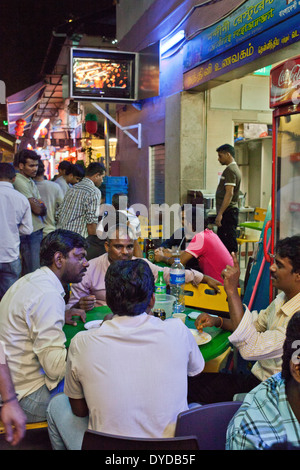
[87,223,97,236]
[69,397,89,417]
[222,252,244,330]
[0,343,27,445]
[18,200,33,236]
[215,185,234,227]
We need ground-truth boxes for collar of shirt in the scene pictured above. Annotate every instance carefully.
[226,161,237,168]
[39,266,66,298]
[0,181,14,190]
[280,291,300,317]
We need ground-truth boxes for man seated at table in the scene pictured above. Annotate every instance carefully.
[155,205,233,283]
[0,229,89,422]
[226,311,300,450]
[66,222,221,312]
[46,258,205,450]
[188,235,300,404]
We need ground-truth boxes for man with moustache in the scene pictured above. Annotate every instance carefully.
[13,149,47,274]
[0,230,89,422]
[188,235,300,404]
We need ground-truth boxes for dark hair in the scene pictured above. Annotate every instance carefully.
[112,193,128,210]
[65,163,85,178]
[276,236,300,273]
[36,160,45,177]
[281,311,300,382]
[182,204,207,232]
[17,149,40,165]
[85,162,106,177]
[105,259,155,316]
[40,229,88,267]
[58,160,72,171]
[216,144,235,158]
[0,162,16,180]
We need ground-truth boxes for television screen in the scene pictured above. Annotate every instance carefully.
[70,48,138,102]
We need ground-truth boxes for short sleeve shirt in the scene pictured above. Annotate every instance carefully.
[215,162,241,212]
[13,173,44,232]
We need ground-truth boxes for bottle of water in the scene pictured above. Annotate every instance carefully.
[170,251,185,313]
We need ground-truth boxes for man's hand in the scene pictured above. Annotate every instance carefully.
[78,295,96,311]
[202,275,221,293]
[1,400,27,446]
[65,308,86,326]
[195,313,219,332]
[215,213,222,227]
[222,252,240,295]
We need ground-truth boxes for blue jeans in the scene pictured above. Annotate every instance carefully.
[20,229,43,275]
[0,258,21,298]
[46,393,89,450]
[19,380,64,423]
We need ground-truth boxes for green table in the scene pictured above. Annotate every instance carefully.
[239,221,264,231]
[63,306,231,362]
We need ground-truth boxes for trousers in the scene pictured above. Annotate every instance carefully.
[187,371,261,405]
[217,208,239,253]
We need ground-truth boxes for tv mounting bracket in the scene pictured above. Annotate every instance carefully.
[92,102,142,148]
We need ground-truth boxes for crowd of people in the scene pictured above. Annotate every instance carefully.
[0,146,299,451]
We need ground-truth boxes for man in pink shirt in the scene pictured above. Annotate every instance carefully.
[155,205,233,283]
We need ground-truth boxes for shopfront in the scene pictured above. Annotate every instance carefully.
[116,0,300,219]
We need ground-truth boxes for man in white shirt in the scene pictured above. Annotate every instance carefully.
[46,258,204,450]
[0,163,32,299]
[66,223,221,312]
[189,235,300,404]
[0,229,89,422]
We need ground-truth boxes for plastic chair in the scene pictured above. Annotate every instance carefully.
[184,283,241,313]
[175,401,242,450]
[237,207,267,267]
[81,430,199,450]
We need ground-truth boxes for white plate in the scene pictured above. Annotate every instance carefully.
[189,329,212,346]
[84,320,103,330]
[188,311,200,320]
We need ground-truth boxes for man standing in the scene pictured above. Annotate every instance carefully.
[46,258,204,450]
[13,149,46,274]
[56,162,105,238]
[34,160,64,237]
[189,235,300,404]
[55,163,85,196]
[0,163,32,298]
[215,144,241,254]
[0,229,89,422]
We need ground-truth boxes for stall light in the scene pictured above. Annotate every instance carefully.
[34,119,50,140]
[160,30,185,55]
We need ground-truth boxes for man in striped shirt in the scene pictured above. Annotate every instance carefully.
[188,235,300,404]
[226,311,300,450]
[56,162,105,238]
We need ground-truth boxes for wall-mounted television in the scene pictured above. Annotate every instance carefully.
[70,48,138,102]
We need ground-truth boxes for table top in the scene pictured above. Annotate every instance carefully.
[63,306,231,362]
[239,220,264,231]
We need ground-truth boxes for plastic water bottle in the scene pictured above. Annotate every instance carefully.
[170,251,185,313]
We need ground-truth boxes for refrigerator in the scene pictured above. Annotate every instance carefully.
[243,55,300,310]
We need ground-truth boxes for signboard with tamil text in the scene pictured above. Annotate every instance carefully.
[183,0,300,90]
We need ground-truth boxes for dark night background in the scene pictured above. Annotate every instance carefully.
[1,0,116,97]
